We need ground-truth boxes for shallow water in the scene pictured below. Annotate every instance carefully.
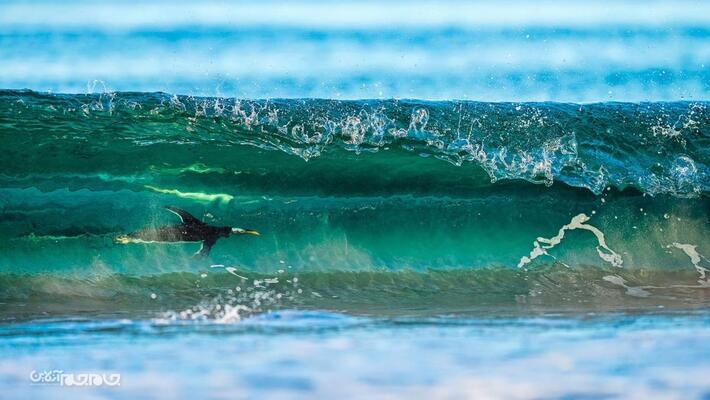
[3,312,710,399]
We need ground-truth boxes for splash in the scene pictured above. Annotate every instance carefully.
[1,91,707,198]
[156,267,301,324]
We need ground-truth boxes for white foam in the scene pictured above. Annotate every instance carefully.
[669,243,710,284]
[518,213,623,268]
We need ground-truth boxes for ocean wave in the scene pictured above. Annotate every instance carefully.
[1,90,708,321]
[1,90,708,197]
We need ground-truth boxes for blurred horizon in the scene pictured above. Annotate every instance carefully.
[1,0,709,101]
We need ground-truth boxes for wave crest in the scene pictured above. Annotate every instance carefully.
[1,90,708,197]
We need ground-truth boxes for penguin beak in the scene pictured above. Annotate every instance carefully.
[114,235,130,244]
[232,228,260,236]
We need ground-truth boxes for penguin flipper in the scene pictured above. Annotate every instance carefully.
[165,206,203,226]
[194,238,216,257]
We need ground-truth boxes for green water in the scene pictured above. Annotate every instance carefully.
[0,91,708,319]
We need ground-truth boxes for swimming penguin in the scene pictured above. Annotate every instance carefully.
[114,206,260,256]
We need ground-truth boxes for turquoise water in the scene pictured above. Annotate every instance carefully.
[1,0,709,398]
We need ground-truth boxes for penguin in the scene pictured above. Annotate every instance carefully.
[114,206,259,256]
